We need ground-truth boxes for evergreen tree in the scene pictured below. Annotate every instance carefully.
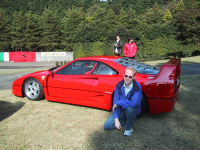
[126,8,137,29]
[118,8,128,26]
[10,10,27,51]
[174,8,200,44]
[139,2,164,24]
[176,0,185,12]
[62,7,85,51]
[163,9,173,22]
[0,9,11,51]
[24,12,42,51]
[40,9,63,51]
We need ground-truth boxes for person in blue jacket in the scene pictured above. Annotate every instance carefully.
[104,66,143,136]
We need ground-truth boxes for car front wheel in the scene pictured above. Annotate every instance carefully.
[23,78,44,101]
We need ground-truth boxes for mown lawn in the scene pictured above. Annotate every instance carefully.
[0,57,200,150]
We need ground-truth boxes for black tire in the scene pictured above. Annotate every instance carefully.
[140,93,149,115]
[110,94,114,111]
[23,77,44,101]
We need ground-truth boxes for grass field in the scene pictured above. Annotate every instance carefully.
[0,56,200,150]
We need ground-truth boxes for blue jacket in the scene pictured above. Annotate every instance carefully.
[113,79,142,118]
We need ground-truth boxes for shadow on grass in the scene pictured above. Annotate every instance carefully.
[89,75,200,150]
[0,100,25,121]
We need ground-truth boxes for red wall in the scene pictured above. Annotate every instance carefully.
[9,52,36,62]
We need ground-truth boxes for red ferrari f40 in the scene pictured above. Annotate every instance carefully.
[12,56,181,114]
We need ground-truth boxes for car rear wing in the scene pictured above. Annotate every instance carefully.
[157,58,181,98]
[166,58,181,79]
[143,58,181,100]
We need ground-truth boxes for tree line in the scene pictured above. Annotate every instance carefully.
[0,0,199,60]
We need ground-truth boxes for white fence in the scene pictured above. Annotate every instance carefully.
[0,51,73,62]
[36,52,73,62]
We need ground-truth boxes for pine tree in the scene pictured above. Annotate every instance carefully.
[62,8,85,51]
[40,9,63,51]
[10,10,27,51]
[24,12,42,51]
[0,9,11,51]
[176,0,185,12]
[118,8,128,26]
[163,9,173,22]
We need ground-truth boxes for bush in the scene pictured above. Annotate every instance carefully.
[90,41,106,56]
[60,61,63,66]
[145,23,175,40]
[73,43,87,59]
[140,36,183,59]
[55,61,59,66]
[183,50,192,57]
[73,41,114,58]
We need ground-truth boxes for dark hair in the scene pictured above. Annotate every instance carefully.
[128,37,133,43]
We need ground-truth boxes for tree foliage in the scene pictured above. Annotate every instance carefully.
[0,0,199,59]
[0,9,10,51]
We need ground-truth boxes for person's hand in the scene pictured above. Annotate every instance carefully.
[115,118,121,129]
[112,104,118,112]
[133,54,135,56]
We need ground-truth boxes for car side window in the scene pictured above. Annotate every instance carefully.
[55,60,97,75]
[94,63,118,75]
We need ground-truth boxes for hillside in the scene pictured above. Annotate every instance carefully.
[0,0,199,59]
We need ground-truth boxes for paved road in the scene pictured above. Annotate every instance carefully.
[0,62,55,69]
[0,62,56,90]
[181,63,200,76]
[0,62,200,90]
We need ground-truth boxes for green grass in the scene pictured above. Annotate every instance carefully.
[0,56,200,149]
[0,75,199,149]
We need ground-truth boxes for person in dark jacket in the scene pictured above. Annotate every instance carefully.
[114,36,123,56]
[104,66,142,136]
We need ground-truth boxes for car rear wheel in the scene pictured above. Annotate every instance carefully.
[140,93,149,115]
[23,78,44,101]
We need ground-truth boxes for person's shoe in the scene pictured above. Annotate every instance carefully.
[124,128,133,136]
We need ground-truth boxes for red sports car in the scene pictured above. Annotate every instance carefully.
[12,56,181,114]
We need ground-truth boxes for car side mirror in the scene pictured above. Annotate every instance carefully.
[50,70,54,78]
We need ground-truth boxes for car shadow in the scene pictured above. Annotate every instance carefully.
[0,100,25,121]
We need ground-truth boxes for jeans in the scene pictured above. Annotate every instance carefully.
[104,107,139,130]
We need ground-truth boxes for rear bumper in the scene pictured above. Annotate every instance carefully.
[148,91,179,114]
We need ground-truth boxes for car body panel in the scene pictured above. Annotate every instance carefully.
[12,56,181,114]
[47,74,93,100]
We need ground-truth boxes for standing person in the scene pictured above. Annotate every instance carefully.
[114,36,123,56]
[124,38,137,59]
[104,66,142,136]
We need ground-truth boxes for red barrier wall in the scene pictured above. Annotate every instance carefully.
[9,52,13,61]
[9,52,36,62]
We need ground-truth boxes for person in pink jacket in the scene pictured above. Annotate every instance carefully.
[124,38,137,59]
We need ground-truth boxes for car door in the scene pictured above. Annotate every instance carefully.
[47,60,97,100]
[86,62,119,103]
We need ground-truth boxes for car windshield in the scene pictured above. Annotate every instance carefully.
[115,58,160,74]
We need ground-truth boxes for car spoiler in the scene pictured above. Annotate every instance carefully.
[143,58,181,100]
[165,58,181,77]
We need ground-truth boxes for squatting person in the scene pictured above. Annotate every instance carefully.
[104,66,142,136]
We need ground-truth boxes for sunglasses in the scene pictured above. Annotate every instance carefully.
[124,75,133,79]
